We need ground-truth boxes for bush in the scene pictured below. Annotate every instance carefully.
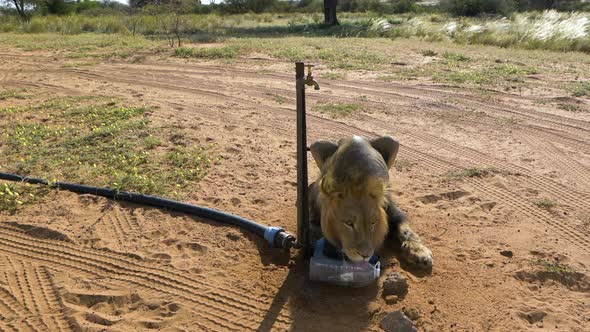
[392,0,421,14]
[440,0,517,16]
[221,0,280,14]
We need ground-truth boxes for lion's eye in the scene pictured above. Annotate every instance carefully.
[344,221,354,229]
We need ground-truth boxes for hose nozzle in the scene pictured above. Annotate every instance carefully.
[264,226,299,249]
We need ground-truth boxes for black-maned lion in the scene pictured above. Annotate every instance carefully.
[308,135,432,269]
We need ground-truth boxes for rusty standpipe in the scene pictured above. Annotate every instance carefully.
[295,62,319,256]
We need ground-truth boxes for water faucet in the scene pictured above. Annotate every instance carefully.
[305,65,320,90]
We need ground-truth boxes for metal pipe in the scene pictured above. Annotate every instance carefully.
[295,62,311,255]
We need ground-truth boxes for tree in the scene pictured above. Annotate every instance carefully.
[45,0,74,15]
[2,0,37,21]
[144,0,190,47]
[323,0,339,25]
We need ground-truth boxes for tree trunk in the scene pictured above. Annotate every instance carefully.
[323,0,339,26]
[12,0,28,21]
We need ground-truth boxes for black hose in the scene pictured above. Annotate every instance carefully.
[0,172,299,249]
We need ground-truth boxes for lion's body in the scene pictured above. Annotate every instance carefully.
[308,136,432,268]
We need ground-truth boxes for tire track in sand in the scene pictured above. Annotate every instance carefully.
[0,234,254,332]
[0,285,43,332]
[353,114,590,251]
[519,132,590,189]
[73,65,590,250]
[0,285,28,321]
[33,267,72,332]
[106,62,590,137]
[61,65,590,250]
[74,65,590,207]
[0,223,294,331]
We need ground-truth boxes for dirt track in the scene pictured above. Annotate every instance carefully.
[1,49,589,331]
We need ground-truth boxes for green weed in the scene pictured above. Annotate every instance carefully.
[324,72,345,80]
[313,102,360,118]
[534,259,572,274]
[433,64,539,85]
[0,33,160,59]
[534,198,555,210]
[268,93,286,104]
[143,135,162,149]
[568,82,590,97]
[443,167,499,180]
[0,182,46,213]
[442,51,470,62]
[421,49,438,56]
[0,90,28,101]
[174,45,240,59]
[557,103,582,112]
[0,97,212,197]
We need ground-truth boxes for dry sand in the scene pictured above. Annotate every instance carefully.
[0,49,589,331]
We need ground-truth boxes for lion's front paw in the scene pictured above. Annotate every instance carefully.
[401,240,433,269]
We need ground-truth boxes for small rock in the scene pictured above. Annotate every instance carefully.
[520,309,546,324]
[403,307,421,321]
[383,272,408,297]
[418,194,441,204]
[226,231,241,241]
[187,242,208,253]
[500,250,513,258]
[230,197,241,206]
[480,201,497,211]
[379,310,417,332]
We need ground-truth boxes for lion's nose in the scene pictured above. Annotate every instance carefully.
[357,251,372,261]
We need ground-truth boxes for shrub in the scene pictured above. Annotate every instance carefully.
[440,0,517,17]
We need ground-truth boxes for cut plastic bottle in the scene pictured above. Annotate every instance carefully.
[309,238,380,288]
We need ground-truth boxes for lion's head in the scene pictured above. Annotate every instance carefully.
[310,135,399,262]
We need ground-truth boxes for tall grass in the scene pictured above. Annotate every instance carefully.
[385,10,590,53]
[356,10,590,53]
[1,10,589,53]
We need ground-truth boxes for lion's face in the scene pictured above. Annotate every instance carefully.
[311,136,399,263]
[319,180,389,262]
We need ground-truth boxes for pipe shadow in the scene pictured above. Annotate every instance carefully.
[112,202,379,330]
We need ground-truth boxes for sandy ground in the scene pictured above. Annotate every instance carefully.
[0,47,589,332]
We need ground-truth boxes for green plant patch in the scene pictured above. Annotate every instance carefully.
[0,96,213,198]
[312,102,360,118]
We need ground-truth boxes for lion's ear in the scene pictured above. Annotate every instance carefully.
[370,136,399,169]
[310,140,338,170]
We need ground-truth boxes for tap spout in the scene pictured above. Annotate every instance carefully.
[304,65,320,90]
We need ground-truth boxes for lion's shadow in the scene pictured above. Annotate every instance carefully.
[254,234,432,331]
[256,252,380,332]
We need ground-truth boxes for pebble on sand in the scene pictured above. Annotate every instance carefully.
[379,310,417,332]
[382,272,409,297]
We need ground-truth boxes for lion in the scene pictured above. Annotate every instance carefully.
[308,135,432,269]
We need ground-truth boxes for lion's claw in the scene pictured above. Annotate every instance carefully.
[401,240,433,269]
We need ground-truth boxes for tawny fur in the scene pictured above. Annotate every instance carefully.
[309,135,433,268]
